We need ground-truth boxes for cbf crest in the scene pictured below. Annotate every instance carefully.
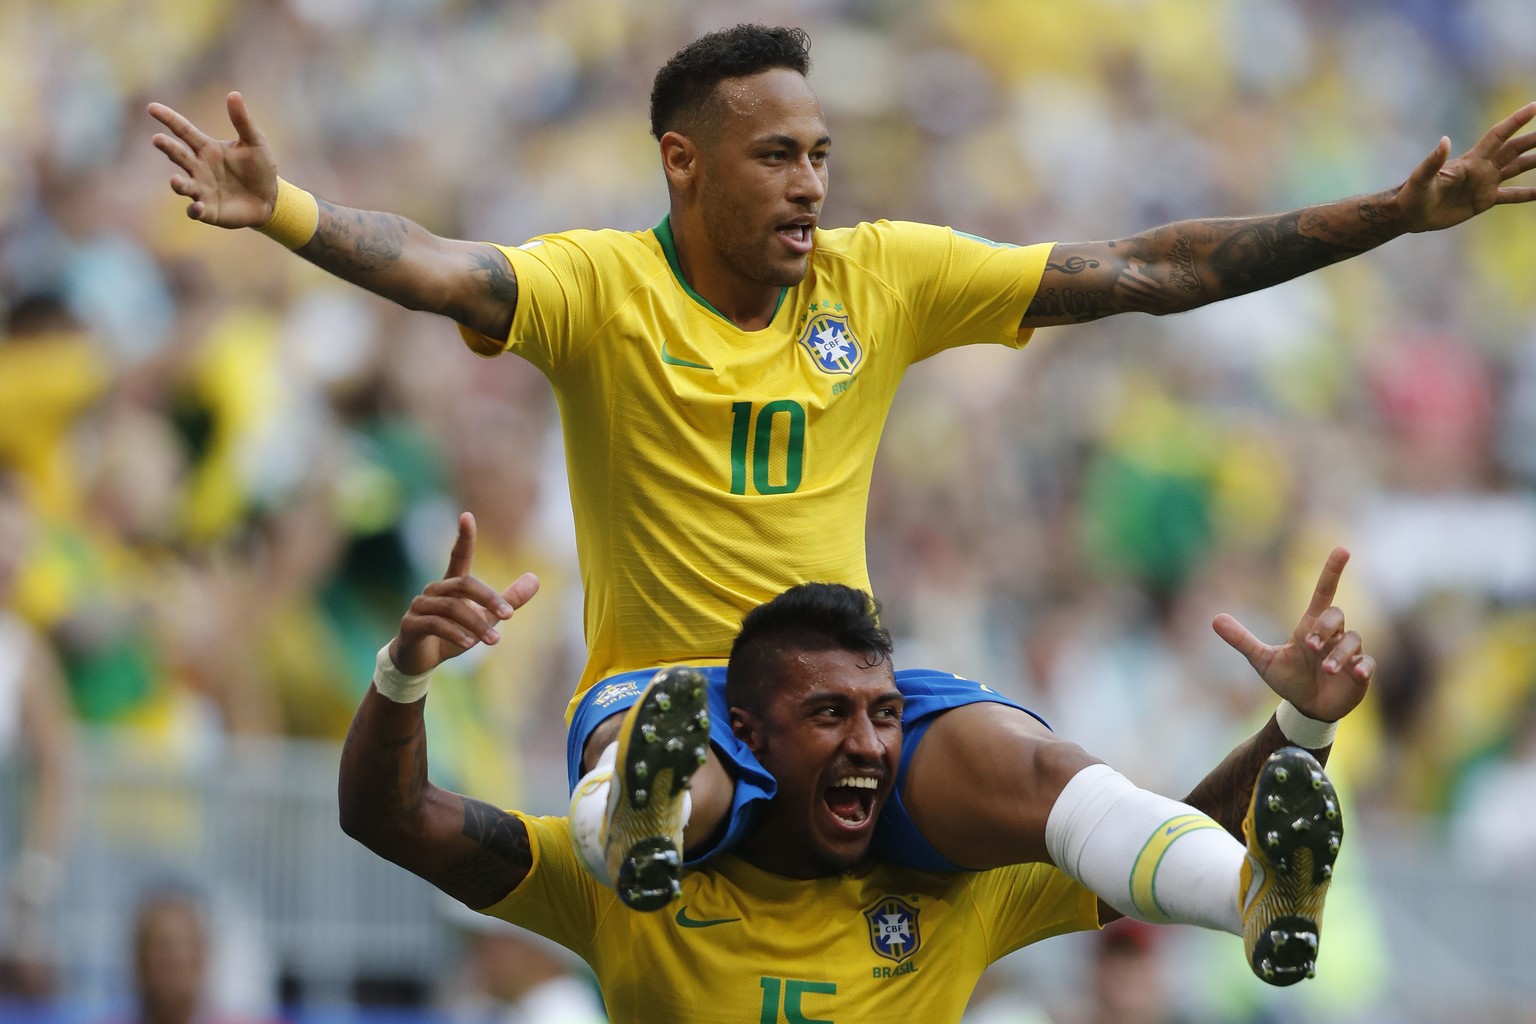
[864,896,921,963]
[797,309,863,376]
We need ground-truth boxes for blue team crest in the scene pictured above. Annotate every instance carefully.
[864,896,921,963]
[798,311,863,376]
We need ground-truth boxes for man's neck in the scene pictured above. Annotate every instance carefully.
[656,214,784,331]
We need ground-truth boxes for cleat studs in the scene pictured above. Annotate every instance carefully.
[665,737,683,753]
[1310,772,1325,790]
[1261,961,1276,979]
[1266,830,1282,848]
[1291,817,1312,833]
[694,710,710,729]
[655,693,672,711]
[1267,795,1284,812]
[1305,962,1317,979]
[634,763,649,779]
[1321,865,1332,880]
[695,749,708,766]
[634,787,649,804]
[641,724,659,743]
[1274,768,1289,784]
[1327,836,1341,854]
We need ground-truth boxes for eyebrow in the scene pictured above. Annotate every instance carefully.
[755,133,832,150]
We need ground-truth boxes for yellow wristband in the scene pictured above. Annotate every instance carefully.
[257,177,319,249]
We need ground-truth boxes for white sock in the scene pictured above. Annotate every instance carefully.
[567,740,693,885]
[1045,763,1243,933]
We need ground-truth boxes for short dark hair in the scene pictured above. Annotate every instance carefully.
[649,24,813,140]
[726,582,892,713]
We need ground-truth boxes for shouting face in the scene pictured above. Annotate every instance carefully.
[731,646,902,878]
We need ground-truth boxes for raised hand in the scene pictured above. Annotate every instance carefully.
[1212,547,1374,723]
[1399,101,1536,232]
[388,512,540,677]
[148,92,281,228]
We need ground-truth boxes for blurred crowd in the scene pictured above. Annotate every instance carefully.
[1,0,1535,1018]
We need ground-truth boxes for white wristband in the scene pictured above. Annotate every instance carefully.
[1275,700,1337,749]
[373,643,432,703]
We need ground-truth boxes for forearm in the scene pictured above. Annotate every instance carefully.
[338,687,532,907]
[1182,715,1333,842]
[1137,188,1406,312]
[284,198,517,340]
[338,688,437,851]
[1025,188,1408,325]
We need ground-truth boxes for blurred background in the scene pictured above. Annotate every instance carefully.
[1,0,1534,1020]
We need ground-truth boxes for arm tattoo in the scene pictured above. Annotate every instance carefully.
[377,722,426,816]
[307,199,410,273]
[1045,255,1101,274]
[441,798,533,906]
[469,247,519,310]
[1025,287,1114,322]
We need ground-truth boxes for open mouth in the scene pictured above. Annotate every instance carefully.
[824,775,878,827]
[776,222,814,254]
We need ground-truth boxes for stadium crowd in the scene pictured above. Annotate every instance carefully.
[1,0,1534,1019]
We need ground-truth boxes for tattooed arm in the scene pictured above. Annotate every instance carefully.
[338,512,542,909]
[1021,102,1536,328]
[149,92,517,341]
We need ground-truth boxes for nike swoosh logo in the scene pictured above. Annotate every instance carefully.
[1164,818,1203,837]
[660,342,713,370]
[675,906,741,928]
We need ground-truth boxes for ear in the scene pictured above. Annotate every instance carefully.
[729,706,765,755]
[660,130,698,193]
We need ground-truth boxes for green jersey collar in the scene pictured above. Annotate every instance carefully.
[653,215,787,327]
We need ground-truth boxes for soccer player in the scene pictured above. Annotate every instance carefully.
[151,21,1506,970]
[338,512,1371,1020]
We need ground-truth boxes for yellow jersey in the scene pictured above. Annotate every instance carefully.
[485,814,1101,1024]
[462,220,1054,703]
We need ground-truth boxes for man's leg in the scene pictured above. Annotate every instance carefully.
[899,701,1341,985]
[579,709,735,855]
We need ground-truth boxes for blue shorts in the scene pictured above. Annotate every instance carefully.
[567,666,1049,871]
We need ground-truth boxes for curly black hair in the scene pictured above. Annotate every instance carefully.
[649,24,812,140]
[726,582,892,714]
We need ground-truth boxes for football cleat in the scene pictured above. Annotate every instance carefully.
[600,666,711,911]
[1240,746,1343,986]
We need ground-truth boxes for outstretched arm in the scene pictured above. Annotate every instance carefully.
[338,512,541,909]
[149,92,518,340]
[1181,547,1374,839]
[1022,102,1536,327]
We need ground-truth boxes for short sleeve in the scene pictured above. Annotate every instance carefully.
[456,231,640,376]
[858,221,1054,361]
[476,813,608,961]
[970,862,1102,960]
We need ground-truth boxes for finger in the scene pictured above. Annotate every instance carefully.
[1476,101,1536,156]
[146,102,210,152]
[1406,138,1451,188]
[501,572,541,615]
[226,91,268,149]
[1305,606,1345,651]
[1212,612,1268,669]
[1350,653,1377,682]
[444,512,476,580]
[1497,130,1536,167]
[1495,185,1536,205]
[151,133,202,177]
[1503,150,1536,180]
[423,573,517,614]
[1303,547,1350,620]
[1319,630,1362,673]
[411,594,501,644]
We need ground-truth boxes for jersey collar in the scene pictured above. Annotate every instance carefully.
[653,215,788,327]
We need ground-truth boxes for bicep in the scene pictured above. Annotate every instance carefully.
[431,239,519,342]
[400,790,535,910]
[1019,241,1136,327]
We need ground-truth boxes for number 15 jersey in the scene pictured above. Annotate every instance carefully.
[461,218,1055,705]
